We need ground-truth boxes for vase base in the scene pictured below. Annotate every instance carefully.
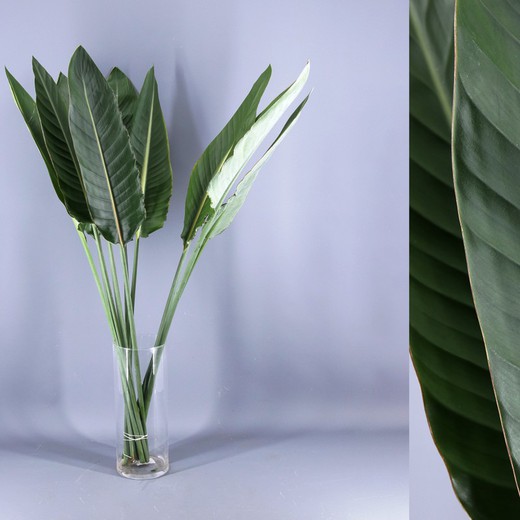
[117,455,169,480]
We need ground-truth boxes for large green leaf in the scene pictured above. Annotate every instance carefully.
[107,67,138,130]
[207,95,309,239]
[410,0,520,516]
[130,67,172,237]
[453,0,520,505]
[68,46,144,244]
[181,65,272,245]
[5,68,63,203]
[33,58,91,222]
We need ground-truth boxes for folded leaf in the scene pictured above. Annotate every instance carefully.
[68,46,144,244]
[181,65,272,245]
[108,67,138,130]
[5,68,63,203]
[130,67,172,237]
[208,95,309,239]
[206,62,309,210]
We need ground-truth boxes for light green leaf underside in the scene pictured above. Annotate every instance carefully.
[410,0,520,516]
[181,65,273,245]
[5,68,64,203]
[130,67,172,237]
[68,46,144,244]
[208,94,309,239]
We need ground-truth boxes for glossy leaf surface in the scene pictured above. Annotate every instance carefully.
[453,0,520,507]
[33,58,91,222]
[5,68,63,203]
[68,46,144,244]
[130,67,172,237]
[410,0,520,516]
[181,65,272,245]
[107,67,138,130]
[208,95,309,239]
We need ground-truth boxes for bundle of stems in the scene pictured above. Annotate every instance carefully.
[6,46,310,464]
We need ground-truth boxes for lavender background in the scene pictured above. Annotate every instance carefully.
[0,0,409,518]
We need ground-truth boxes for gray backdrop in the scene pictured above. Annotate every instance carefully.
[0,1,408,518]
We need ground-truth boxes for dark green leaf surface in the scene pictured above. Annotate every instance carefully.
[130,68,172,237]
[181,65,272,245]
[453,0,520,504]
[68,46,144,244]
[107,67,138,130]
[410,0,520,515]
[33,58,91,222]
[5,68,63,203]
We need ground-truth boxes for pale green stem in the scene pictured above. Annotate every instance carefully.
[120,245,147,426]
[73,222,118,342]
[130,236,140,308]
[108,242,127,348]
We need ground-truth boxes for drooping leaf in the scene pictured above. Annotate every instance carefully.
[208,95,309,239]
[181,65,272,245]
[5,68,63,203]
[410,0,520,516]
[68,46,144,244]
[33,58,91,222]
[107,67,139,130]
[130,67,172,237]
[453,0,520,505]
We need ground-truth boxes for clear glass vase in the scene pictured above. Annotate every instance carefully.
[113,335,168,479]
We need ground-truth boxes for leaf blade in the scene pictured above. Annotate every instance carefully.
[68,46,144,244]
[410,0,520,514]
[107,67,138,130]
[207,94,309,239]
[130,67,172,237]
[181,65,272,244]
[33,58,91,222]
[5,68,64,203]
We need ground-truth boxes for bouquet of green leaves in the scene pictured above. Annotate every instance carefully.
[6,46,310,466]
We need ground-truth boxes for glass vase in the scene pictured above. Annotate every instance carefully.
[113,335,168,479]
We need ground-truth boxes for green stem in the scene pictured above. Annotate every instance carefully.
[107,242,127,348]
[74,222,118,342]
[120,245,147,430]
[130,236,140,309]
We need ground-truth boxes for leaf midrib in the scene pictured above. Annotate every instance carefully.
[82,79,124,244]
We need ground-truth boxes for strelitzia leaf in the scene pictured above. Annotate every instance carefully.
[206,62,309,210]
[410,0,520,515]
[130,67,172,237]
[453,0,520,505]
[33,58,91,222]
[5,68,64,203]
[108,67,139,130]
[68,46,144,244]
[57,73,69,107]
[181,65,272,245]
[208,94,309,239]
